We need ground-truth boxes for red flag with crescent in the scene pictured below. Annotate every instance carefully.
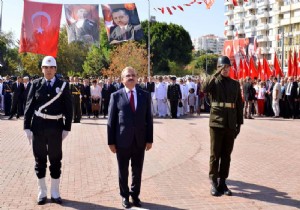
[274,53,284,77]
[19,1,62,57]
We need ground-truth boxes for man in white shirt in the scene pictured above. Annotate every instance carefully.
[272,77,281,118]
[155,76,168,117]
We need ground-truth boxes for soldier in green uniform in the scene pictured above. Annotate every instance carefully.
[70,76,83,123]
[202,56,243,196]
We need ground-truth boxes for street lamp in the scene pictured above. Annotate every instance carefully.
[0,0,3,32]
[205,54,208,76]
[147,0,151,78]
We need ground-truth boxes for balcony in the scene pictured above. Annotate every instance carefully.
[245,2,256,10]
[245,26,256,33]
[291,2,300,10]
[234,18,245,24]
[281,4,291,13]
[256,11,269,19]
[225,10,234,16]
[257,0,269,7]
[224,0,232,6]
[234,6,245,14]
[238,28,245,34]
[260,47,269,54]
[257,35,268,42]
[280,18,291,26]
[291,17,299,24]
[246,15,257,21]
[256,24,269,31]
[226,31,234,37]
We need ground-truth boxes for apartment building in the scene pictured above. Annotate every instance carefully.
[192,34,226,55]
[224,0,300,71]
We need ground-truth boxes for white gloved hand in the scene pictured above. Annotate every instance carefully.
[62,130,69,141]
[24,129,32,145]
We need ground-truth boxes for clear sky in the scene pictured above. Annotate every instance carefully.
[1,0,225,41]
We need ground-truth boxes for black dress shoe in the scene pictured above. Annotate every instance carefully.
[218,180,232,196]
[122,198,131,209]
[211,182,221,196]
[51,197,62,204]
[132,197,142,207]
[8,115,13,120]
[37,196,47,205]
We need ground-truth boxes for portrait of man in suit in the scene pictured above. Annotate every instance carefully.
[65,5,99,44]
[107,67,153,208]
[108,7,144,44]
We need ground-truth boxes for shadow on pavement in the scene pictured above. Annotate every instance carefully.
[60,199,185,210]
[61,199,119,210]
[228,180,300,209]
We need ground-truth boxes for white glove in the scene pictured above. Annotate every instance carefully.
[62,130,69,141]
[24,129,32,145]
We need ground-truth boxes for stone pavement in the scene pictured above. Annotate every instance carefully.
[0,114,299,210]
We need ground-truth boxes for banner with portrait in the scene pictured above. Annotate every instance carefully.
[64,4,99,44]
[101,3,144,44]
[223,37,258,69]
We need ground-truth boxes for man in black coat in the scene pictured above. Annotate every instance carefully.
[9,76,24,119]
[243,77,255,119]
[22,76,31,113]
[24,56,73,205]
[167,77,182,118]
[101,78,116,118]
[107,66,153,208]
[81,79,91,118]
[285,76,299,119]
[3,76,12,116]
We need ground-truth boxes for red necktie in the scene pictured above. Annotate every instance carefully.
[130,91,135,112]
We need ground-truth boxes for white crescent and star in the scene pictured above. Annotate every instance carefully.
[31,11,52,34]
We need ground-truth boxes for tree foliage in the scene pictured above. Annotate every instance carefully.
[141,21,193,74]
[194,54,219,75]
[102,41,148,77]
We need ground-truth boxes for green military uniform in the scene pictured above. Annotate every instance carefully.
[70,83,83,123]
[202,57,243,196]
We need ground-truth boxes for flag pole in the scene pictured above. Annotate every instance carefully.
[281,27,284,75]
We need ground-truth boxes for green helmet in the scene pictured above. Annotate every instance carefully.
[217,56,231,68]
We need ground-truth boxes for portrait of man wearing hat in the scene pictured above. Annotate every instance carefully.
[24,56,73,205]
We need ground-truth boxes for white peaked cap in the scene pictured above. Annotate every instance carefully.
[41,56,57,67]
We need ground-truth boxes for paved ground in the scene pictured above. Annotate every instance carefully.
[0,113,300,210]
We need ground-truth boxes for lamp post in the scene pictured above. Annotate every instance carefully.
[0,0,3,33]
[281,27,284,73]
[147,0,151,78]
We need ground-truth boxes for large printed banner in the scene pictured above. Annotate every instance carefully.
[223,37,258,69]
[19,1,62,57]
[64,4,99,44]
[101,3,144,44]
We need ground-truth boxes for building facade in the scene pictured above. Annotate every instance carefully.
[192,34,226,55]
[224,0,300,71]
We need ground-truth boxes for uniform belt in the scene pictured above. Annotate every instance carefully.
[34,111,63,120]
[72,92,80,95]
[5,90,12,92]
[211,102,235,108]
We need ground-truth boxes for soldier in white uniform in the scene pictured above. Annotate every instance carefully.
[155,76,168,117]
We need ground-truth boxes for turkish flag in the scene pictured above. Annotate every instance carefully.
[274,53,284,77]
[287,50,293,77]
[229,59,238,79]
[243,59,250,78]
[238,58,244,79]
[249,57,258,79]
[293,50,298,77]
[232,0,238,6]
[262,58,272,80]
[19,1,62,57]
[298,50,300,76]
[257,59,262,80]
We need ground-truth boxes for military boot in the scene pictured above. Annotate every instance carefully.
[210,180,221,196]
[51,178,62,204]
[37,178,47,205]
[218,179,232,196]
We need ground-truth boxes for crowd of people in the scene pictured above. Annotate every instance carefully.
[1,73,300,121]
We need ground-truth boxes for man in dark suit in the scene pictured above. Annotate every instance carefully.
[109,8,144,44]
[243,77,255,119]
[9,76,24,119]
[3,76,12,116]
[24,56,73,205]
[107,66,153,208]
[101,78,116,118]
[203,56,243,197]
[285,76,299,119]
[22,76,31,113]
[167,77,182,118]
[70,76,84,123]
[81,78,91,118]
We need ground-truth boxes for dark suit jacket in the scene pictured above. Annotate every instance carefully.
[23,82,31,102]
[109,24,144,43]
[107,88,153,148]
[11,82,24,99]
[102,84,116,101]
[24,77,73,132]
[140,82,155,93]
[243,82,255,101]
